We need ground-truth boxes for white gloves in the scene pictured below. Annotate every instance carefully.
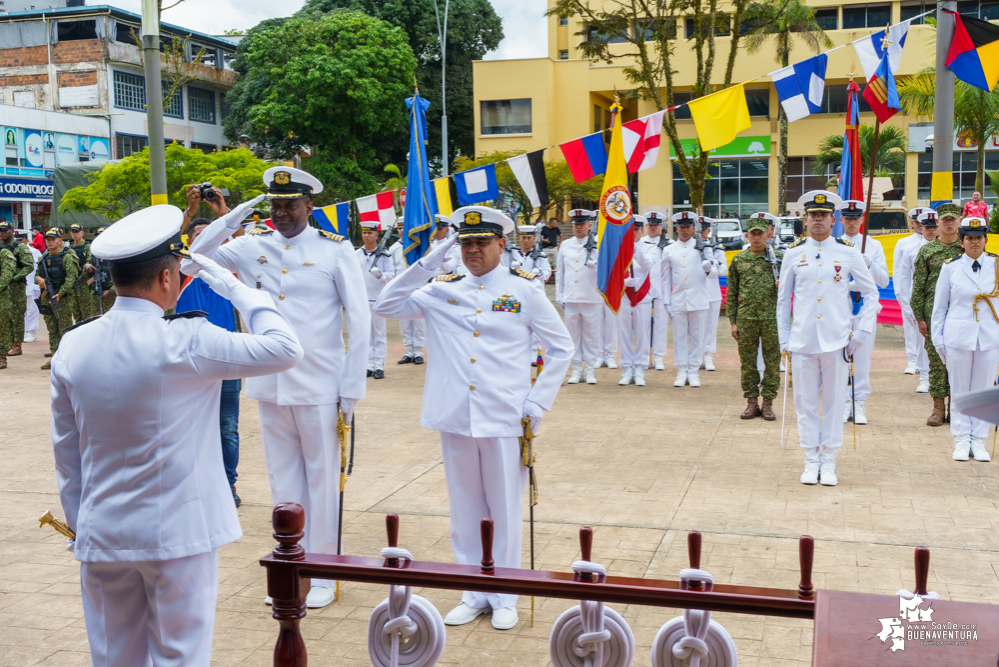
[511,260,522,269]
[340,397,358,423]
[66,538,75,552]
[419,235,457,272]
[187,253,243,302]
[846,331,869,357]
[523,399,544,436]
[623,277,636,288]
[701,260,713,272]
[370,267,382,279]
[557,301,565,311]
[780,343,788,356]
[936,346,947,365]
[585,259,597,269]
[862,253,873,268]
[663,303,673,318]
[222,194,267,231]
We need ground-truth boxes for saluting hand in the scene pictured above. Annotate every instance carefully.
[419,234,457,272]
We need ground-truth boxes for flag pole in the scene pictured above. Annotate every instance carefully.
[861,118,880,255]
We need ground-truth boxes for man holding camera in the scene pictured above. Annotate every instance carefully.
[185,167,370,609]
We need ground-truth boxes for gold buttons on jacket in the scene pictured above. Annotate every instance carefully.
[473,331,480,337]
[817,315,822,319]
[470,357,477,363]
[279,294,285,300]
[282,268,288,274]
[285,245,291,250]
[478,285,484,290]
[476,308,482,313]
[817,297,822,302]
[818,280,822,284]
[470,384,476,390]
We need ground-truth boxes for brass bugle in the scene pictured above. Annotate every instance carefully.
[39,510,76,540]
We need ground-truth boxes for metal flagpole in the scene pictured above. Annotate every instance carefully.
[140,0,167,205]
[433,0,450,175]
[932,0,958,206]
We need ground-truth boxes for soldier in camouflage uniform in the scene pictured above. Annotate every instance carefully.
[37,228,80,370]
[0,244,15,369]
[68,223,98,321]
[728,214,783,420]
[90,226,116,313]
[0,221,34,356]
[910,203,963,427]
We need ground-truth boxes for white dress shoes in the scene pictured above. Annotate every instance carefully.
[654,355,665,371]
[819,464,838,486]
[953,436,971,461]
[916,378,930,393]
[306,586,335,609]
[687,371,701,387]
[853,401,868,425]
[444,602,490,626]
[703,355,715,371]
[618,367,634,386]
[633,367,646,386]
[800,464,819,485]
[673,371,687,387]
[491,606,519,630]
[605,358,618,369]
[904,364,917,375]
[971,437,991,462]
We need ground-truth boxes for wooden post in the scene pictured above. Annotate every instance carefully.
[861,118,881,255]
[798,536,814,599]
[480,518,494,574]
[385,513,400,567]
[270,502,307,667]
[687,531,703,590]
[914,546,930,596]
[578,526,594,582]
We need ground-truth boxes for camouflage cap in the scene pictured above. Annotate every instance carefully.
[746,217,769,232]
[936,202,962,219]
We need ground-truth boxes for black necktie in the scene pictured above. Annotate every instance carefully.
[973,260,981,272]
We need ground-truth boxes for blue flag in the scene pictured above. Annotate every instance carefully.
[402,96,438,266]
[454,163,500,206]
[313,201,351,236]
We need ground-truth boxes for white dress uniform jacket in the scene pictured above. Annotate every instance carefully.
[777,237,879,354]
[662,239,715,312]
[51,296,303,562]
[357,247,396,300]
[892,233,924,304]
[556,236,601,304]
[636,237,665,301]
[932,253,999,352]
[375,263,573,436]
[188,223,370,405]
[511,247,553,282]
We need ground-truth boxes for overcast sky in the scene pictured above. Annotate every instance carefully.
[95,0,546,60]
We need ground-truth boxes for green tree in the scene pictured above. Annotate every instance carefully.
[295,0,503,171]
[812,124,907,187]
[548,0,750,213]
[223,12,417,201]
[59,144,270,221]
[898,71,999,195]
[453,151,604,222]
[742,0,831,214]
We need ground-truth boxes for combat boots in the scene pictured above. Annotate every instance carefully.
[8,342,21,356]
[0,355,6,369]
[927,397,946,427]
[44,348,55,358]
[741,397,761,419]
[761,398,776,421]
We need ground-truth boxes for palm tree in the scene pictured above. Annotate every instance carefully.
[898,70,999,195]
[812,124,908,188]
[742,0,832,214]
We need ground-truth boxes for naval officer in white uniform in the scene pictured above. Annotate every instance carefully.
[698,215,728,372]
[556,209,602,384]
[663,211,716,387]
[357,221,396,379]
[932,217,999,462]
[185,167,370,608]
[838,200,890,425]
[642,210,671,370]
[52,205,303,666]
[893,208,932,391]
[618,215,653,385]
[375,206,572,631]
[389,217,426,364]
[777,191,878,486]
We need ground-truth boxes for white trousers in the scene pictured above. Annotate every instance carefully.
[792,350,849,453]
[602,303,619,360]
[651,297,669,356]
[947,347,999,438]
[671,309,706,372]
[440,432,527,610]
[259,401,340,587]
[368,303,387,369]
[81,550,219,667]
[617,300,651,368]
[846,318,876,403]
[400,318,426,357]
[703,299,721,355]
[24,285,39,333]
[901,303,929,373]
[564,302,602,367]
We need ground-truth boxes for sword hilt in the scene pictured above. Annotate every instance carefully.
[39,510,75,539]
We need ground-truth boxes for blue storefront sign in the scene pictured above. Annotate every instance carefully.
[0,176,54,200]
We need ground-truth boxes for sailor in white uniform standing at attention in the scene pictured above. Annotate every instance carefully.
[51,204,303,666]
[556,209,602,384]
[357,220,396,379]
[641,210,671,370]
[375,205,572,631]
[185,167,370,609]
[698,215,728,372]
[389,217,426,364]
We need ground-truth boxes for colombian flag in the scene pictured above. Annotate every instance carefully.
[595,104,635,314]
[945,9,999,92]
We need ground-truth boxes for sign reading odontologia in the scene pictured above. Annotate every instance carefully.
[0,176,54,200]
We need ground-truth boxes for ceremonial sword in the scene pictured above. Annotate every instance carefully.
[519,416,538,626]
[335,407,355,601]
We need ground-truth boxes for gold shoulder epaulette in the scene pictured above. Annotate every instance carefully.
[987,251,998,258]
[789,238,805,248]
[320,231,345,242]
[945,256,957,263]
[511,267,537,280]
[434,273,465,282]
[247,227,273,235]
[836,238,854,247]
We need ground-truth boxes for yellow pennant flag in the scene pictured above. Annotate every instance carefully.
[687,84,751,152]
[434,177,453,217]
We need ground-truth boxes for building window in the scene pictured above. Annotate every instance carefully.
[559,50,569,59]
[685,15,730,38]
[787,157,835,203]
[842,4,891,29]
[189,87,216,124]
[4,128,18,167]
[162,81,183,119]
[671,92,695,120]
[817,84,872,114]
[113,70,146,111]
[745,88,769,116]
[586,25,628,44]
[637,17,677,40]
[917,151,999,203]
[480,99,532,135]
[901,1,932,22]
[673,157,770,219]
[814,7,837,30]
[559,17,568,26]
[191,142,217,154]
[116,133,148,159]
[221,94,231,121]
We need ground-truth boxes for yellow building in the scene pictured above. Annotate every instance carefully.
[472,0,990,232]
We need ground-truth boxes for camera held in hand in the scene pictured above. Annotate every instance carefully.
[197,182,216,202]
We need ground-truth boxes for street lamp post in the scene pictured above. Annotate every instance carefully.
[433,0,450,175]
[141,0,168,205]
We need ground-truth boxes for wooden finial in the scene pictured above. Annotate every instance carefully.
[578,526,594,582]
[272,502,306,562]
[687,531,703,590]
[385,514,400,566]
[480,518,494,573]
[914,547,930,596]
[798,535,815,599]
